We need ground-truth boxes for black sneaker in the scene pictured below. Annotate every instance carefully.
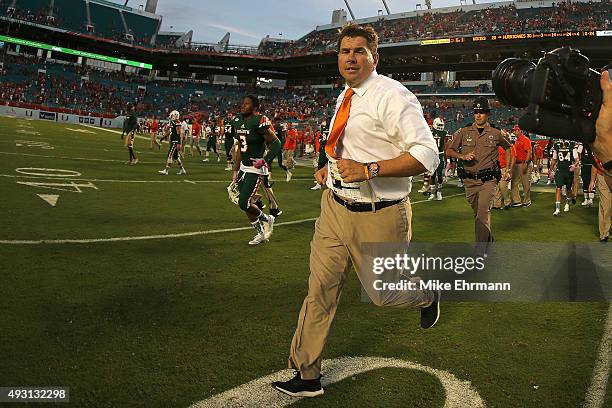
[254,199,265,210]
[420,290,441,329]
[270,208,283,218]
[272,371,324,397]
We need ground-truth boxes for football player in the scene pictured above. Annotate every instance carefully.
[158,110,186,175]
[550,139,579,215]
[428,118,447,201]
[122,103,138,165]
[577,143,595,207]
[230,95,281,245]
[223,113,236,170]
[273,117,289,176]
[180,118,191,156]
[202,120,221,162]
[150,116,161,149]
[190,118,203,156]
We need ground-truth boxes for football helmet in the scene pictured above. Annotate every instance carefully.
[169,110,180,121]
[433,118,445,131]
[227,181,239,205]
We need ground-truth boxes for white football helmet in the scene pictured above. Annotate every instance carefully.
[169,110,180,121]
[433,118,445,131]
[227,181,239,205]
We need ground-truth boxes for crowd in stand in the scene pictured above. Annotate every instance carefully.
[1,1,609,56]
[0,54,521,131]
[259,1,611,56]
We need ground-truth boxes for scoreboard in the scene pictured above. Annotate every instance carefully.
[420,30,605,46]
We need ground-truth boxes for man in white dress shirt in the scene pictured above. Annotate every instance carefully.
[272,24,441,398]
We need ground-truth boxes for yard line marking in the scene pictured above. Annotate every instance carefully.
[189,356,485,408]
[583,304,612,408]
[0,195,462,245]
[0,150,151,163]
[37,194,59,207]
[0,173,316,183]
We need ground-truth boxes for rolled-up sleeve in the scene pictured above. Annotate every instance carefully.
[379,87,439,173]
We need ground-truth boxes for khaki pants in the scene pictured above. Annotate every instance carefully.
[288,190,433,379]
[493,168,511,208]
[465,179,497,254]
[511,163,531,205]
[597,174,611,240]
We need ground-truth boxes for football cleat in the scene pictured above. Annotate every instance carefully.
[310,183,322,190]
[417,185,428,193]
[248,233,268,245]
[217,156,221,162]
[270,208,283,218]
[286,170,292,182]
[158,169,168,175]
[436,191,442,201]
[178,169,187,175]
[553,208,561,216]
[428,192,436,201]
[564,203,570,212]
[224,165,233,171]
[202,158,209,162]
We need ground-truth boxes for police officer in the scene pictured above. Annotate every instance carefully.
[446,97,512,254]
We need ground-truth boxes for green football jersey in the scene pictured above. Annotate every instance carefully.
[169,120,181,144]
[553,140,575,171]
[233,114,271,167]
[432,128,448,155]
[224,118,234,142]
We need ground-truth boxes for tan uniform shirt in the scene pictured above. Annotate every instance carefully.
[448,122,511,173]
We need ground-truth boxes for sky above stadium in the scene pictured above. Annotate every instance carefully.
[147,0,509,45]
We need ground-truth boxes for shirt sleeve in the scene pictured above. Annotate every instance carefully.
[378,87,439,173]
[447,129,463,151]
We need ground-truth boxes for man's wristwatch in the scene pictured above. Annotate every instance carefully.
[365,162,380,179]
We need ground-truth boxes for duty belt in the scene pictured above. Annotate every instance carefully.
[458,166,501,182]
[333,193,401,212]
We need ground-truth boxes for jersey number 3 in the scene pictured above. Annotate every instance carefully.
[239,135,248,152]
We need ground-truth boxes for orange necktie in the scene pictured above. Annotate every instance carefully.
[325,88,355,159]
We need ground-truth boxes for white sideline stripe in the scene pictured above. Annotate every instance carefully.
[583,304,612,408]
[83,124,152,142]
[0,194,463,245]
[189,356,485,408]
[0,218,318,244]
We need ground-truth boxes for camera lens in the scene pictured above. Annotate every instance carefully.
[492,58,536,108]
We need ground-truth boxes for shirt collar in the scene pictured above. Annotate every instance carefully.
[345,70,378,97]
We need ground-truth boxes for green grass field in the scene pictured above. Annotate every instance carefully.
[0,116,609,407]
